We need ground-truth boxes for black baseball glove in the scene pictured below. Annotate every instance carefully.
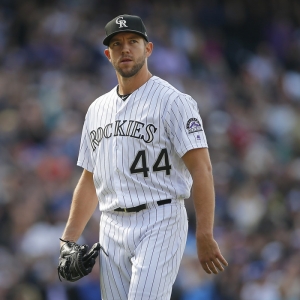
[58,238,108,282]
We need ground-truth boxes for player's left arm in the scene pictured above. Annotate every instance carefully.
[182,147,228,274]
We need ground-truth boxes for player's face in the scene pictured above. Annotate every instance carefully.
[104,33,153,78]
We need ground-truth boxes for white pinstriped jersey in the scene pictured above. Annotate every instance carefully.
[77,76,208,211]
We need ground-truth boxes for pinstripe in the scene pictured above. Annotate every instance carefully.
[160,204,187,297]
[130,80,155,205]
[147,204,170,296]
[100,93,116,198]
[160,94,183,199]
[159,204,177,295]
[121,92,135,208]
[78,120,92,171]
[123,215,133,276]
[134,206,159,298]
[99,214,109,299]
[156,87,174,198]
[133,80,156,205]
[104,93,117,199]
[121,91,141,208]
[144,83,165,199]
[166,205,180,293]
[104,216,118,298]
[149,86,169,199]
[113,218,128,296]
[101,213,126,300]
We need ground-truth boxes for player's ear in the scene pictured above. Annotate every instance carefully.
[145,42,153,58]
[104,49,111,61]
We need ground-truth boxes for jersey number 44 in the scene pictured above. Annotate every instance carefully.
[130,148,171,177]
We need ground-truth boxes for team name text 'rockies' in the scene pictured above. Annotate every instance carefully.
[90,120,157,151]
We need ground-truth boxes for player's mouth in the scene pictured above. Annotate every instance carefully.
[120,57,133,64]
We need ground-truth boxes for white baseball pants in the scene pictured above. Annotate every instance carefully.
[99,200,188,300]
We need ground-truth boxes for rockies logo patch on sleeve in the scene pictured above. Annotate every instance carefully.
[186,118,203,134]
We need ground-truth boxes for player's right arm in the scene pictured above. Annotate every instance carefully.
[60,169,98,247]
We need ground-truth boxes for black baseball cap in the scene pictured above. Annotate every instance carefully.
[103,14,149,46]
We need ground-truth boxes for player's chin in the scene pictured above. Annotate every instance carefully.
[118,64,133,73]
[118,68,139,78]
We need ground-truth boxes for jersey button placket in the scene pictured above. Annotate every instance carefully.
[113,135,118,164]
[113,112,121,200]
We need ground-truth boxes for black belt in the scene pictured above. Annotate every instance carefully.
[114,199,172,213]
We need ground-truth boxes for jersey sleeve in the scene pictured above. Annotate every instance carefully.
[164,95,208,157]
[77,114,94,172]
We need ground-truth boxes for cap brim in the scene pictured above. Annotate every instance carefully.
[103,30,149,46]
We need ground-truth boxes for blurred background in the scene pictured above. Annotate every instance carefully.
[0,0,300,299]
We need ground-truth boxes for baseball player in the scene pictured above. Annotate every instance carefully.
[60,14,228,300]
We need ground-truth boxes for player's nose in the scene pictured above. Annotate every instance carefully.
[121,46,130,54]
[121,42,131,53]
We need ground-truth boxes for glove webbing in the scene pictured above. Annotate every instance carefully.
[58,238,108,281]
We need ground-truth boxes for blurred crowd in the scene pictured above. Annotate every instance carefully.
[0,0,300,299]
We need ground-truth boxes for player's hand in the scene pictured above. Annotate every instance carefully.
[196,233,228,274]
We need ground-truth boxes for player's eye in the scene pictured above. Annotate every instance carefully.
[130,39,138,43]
[111,41,120,47]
